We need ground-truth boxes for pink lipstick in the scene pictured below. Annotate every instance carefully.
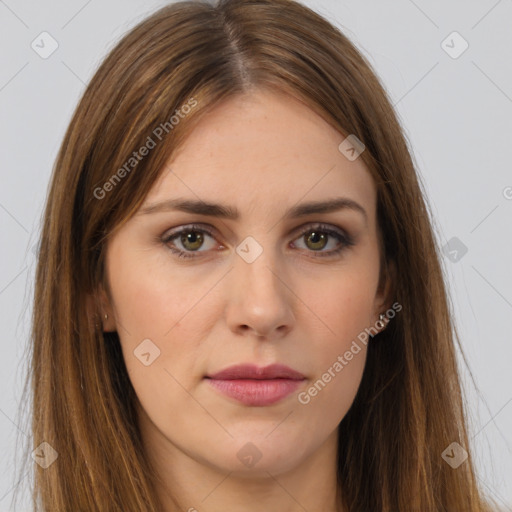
[205,364,305,406]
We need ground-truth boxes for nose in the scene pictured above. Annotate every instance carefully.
[224,244,295,340]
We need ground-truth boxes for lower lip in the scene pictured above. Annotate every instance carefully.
[206,378,303,406]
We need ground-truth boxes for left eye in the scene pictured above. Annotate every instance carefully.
[292,227,345,253]
[162,223,354,259]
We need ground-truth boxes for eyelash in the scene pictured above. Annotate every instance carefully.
[161,223,355,260]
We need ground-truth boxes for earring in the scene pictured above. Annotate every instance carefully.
[378,313,388,330]
[95,313,108,330]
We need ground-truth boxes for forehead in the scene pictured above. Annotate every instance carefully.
[144,89,376,223]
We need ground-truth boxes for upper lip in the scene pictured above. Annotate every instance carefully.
[206,364,305,380]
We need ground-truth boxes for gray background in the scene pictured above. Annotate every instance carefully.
[1,0,511,510]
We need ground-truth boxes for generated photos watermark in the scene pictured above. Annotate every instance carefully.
[93,97,198,200]
[297,301,402,405]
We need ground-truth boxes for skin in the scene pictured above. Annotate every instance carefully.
[101,88,391,512]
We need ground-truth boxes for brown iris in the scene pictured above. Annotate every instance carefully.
[181,231,204,251]
[304,231,327,251]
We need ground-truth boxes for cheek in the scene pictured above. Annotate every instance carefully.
[294,259,377,405]
[106,244,216,339]
[107,258,210,427]
[295,280,370,425]
[304,264,378,349]
[105,247,223,393]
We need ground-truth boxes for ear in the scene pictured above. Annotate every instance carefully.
[86,285,117,333]
[372,258,396,326]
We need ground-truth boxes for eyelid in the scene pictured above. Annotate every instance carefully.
[161,221,354,259]
[162,221,349,239]
[161,223,217,242]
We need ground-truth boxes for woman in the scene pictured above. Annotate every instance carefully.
[20,0,500,510]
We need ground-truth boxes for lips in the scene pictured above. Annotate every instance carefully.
[207,363,305,381]
[205,364,305,407]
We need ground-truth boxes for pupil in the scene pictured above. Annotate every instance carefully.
[183,231,203,250]
[308,231,326,250]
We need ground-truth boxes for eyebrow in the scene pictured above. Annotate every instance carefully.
[138,197,367,224]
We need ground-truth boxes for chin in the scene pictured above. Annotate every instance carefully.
[202,435,312,476]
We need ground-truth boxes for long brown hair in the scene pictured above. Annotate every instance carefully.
[17,0,501,510]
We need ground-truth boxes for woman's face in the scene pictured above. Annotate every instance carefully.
[103,88,389,477]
